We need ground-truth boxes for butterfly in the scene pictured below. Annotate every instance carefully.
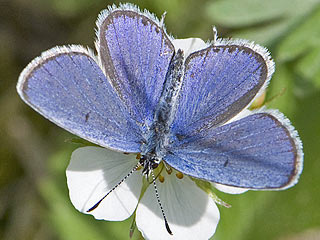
[17,3,303,235]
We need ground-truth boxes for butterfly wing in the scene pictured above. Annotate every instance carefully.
[17,46,142,152]
[96,6,175,126]
[166,40,302,189]
[166,111,303,189]
[171,41,273,136]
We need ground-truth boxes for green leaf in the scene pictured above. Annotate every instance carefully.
[49,0,104,17]
[206,0,319,46]
[207,0,285,27]
[277,6,320,62]
[206,0,319,28]
[231,21,289,46]
[266,64,296,116]
[213,191,276,240]
[296,47,320,88]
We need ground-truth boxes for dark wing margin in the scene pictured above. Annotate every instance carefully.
[17,45,142,152]
[96,5,175,126]
[172,40,274,136]
[166,110,303,190]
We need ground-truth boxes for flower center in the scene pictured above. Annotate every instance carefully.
[136,153,184,182]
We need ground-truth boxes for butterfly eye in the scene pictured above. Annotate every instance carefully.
[139,155,146,165]
[152,162,159,169]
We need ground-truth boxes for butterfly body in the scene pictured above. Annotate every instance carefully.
[140,49,184,175]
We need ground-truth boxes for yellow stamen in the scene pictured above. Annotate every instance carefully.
[176,172,183,179]
[166,167,172,175]
[136,153,141,160]
[159,175,165,183]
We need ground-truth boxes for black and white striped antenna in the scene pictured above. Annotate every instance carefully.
[151,170,173,235]
[86,159,173,235]
[87,162,140,212]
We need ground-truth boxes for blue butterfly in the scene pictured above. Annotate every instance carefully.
[17,3,303,235]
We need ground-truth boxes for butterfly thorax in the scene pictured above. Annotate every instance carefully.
[140,49,185,176]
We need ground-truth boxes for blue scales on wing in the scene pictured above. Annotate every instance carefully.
[171,44,268,136]
[166,112,300,189]
[18,9,176,153]
[165,43,301,189]
[18,48,142,152]
[97,9,175,127]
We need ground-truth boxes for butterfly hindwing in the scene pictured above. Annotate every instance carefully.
[166,111,303,189]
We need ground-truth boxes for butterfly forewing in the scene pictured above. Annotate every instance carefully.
[17,47,142,152]
[97,9,175,126]
[172,44,271,136]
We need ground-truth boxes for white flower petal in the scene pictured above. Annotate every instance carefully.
[66,146,142,221]
[173,38,207,58]
[213,183,248,194]
[136,173,219,240]
[225,108,252,124]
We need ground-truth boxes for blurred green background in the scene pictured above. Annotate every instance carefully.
[1,0,320,239]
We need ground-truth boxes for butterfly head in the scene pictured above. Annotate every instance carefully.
[139,153,161,176]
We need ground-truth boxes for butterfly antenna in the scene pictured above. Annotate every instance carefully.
[87,162,140,212]
[151,170,173,235]
[212,26,218,44]
[160,11,167,27]
[147,163,164,184]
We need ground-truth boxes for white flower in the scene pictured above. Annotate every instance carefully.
[67,146,222,239]
[66,38,251,240]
